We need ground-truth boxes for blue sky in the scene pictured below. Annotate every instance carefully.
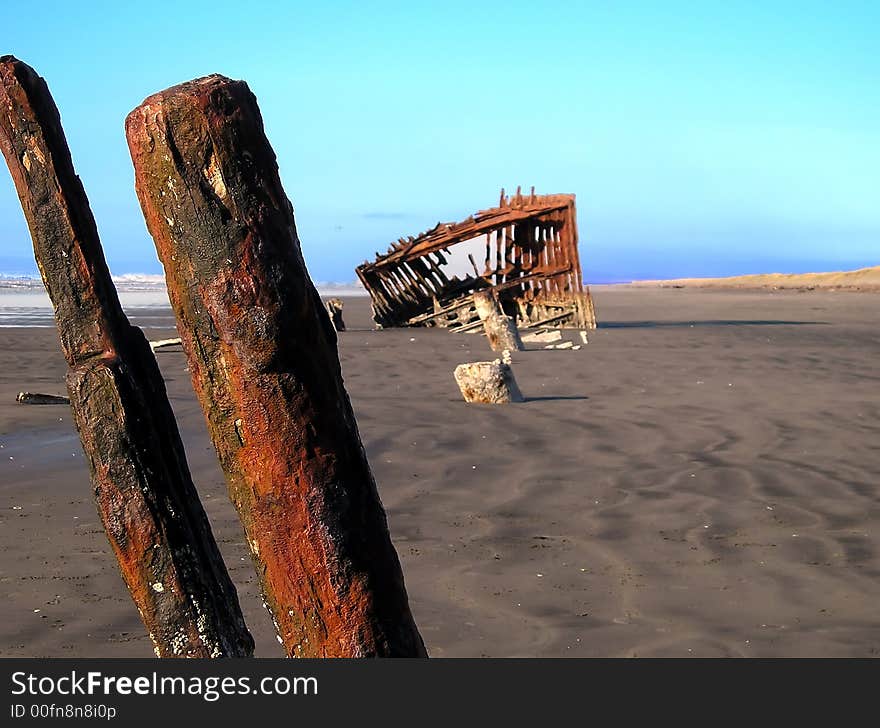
[1,1,877,282]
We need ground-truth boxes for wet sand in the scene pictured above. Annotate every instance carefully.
[1,287,879,657]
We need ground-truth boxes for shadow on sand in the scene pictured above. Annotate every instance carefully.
[598,320,827,329]
[449,395,588,403]
[523,395,589,403]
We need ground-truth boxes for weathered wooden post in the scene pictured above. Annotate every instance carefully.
[325,298,346,331]
[472,290,524,353]
[126,75,427,658]
[0,57,254,658]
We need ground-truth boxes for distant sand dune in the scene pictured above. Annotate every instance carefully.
[629,265,880,291]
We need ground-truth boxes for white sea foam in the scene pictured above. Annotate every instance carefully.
[0,274,366,295]
[111,273,168,289]
[0,274,366,327]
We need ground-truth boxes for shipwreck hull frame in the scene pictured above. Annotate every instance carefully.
[356,189,596,331]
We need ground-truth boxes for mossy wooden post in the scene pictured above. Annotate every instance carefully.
[0,57,254,658]
[126,75,427,658]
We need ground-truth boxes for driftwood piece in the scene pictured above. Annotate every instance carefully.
[16,392,70,405]
[522,329,562,344]
[472,290,523,353]
[454,359,524,404]
[0,57,253,658]
[149,337,182,351]
[450,318,485,334]
[325,298,345,332]
[126,75,426,658]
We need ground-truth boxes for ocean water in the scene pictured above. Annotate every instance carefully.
[0,275,366,328]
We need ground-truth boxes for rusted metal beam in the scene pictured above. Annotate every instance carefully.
[519,309,572,330]
[356,190,596,330]
[451,319,486,334]
[0,57,254,658]
[126,75,427,658]
[366,201,572,270]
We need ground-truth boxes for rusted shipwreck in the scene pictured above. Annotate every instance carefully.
[356,188,596,331]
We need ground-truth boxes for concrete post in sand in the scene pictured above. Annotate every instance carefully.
[472,290,524,353]
[454,357,525,404]
[125,75,427,658]
[0,57,253,658]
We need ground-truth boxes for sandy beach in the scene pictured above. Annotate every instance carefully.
[629,266,880,292]
[1,286,878,657]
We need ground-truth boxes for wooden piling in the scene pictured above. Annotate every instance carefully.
[325,298,346,332]
[472,290,524,353]
[126,75,426,658]
[0,57,254,658]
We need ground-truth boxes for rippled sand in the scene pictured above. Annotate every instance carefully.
[1,288,878,657]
